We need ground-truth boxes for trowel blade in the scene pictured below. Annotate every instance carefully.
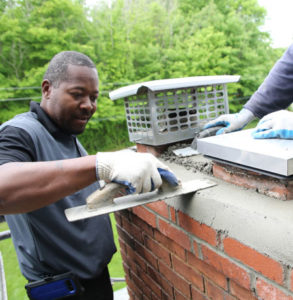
[65,179,216,222]
[173,147,199,157]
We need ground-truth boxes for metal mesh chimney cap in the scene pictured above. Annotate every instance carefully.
[109,75,240,146]
[109,75,240,101]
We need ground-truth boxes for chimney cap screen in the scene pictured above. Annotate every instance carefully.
[109,75,240,101]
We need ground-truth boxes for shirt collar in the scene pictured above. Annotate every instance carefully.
[29,101,74,138]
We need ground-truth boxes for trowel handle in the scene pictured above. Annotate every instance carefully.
[86,182,123,210]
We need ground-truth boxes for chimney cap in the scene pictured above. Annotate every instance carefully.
[109,75,240,101]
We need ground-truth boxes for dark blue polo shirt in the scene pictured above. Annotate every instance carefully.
[0,101,116,281]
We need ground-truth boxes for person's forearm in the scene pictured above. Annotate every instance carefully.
[0,155,97,214]
[244,45,293,118]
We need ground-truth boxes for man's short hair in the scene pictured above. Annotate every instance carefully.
[43,51,96,87]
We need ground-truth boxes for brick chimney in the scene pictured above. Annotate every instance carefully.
[110,76,293,299]
[115,148,293,299]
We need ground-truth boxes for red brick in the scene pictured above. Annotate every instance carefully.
[230,280,257,300]
[223,237,283,284]
[131,270,153,299]
[256,278,293,300]
[178,211,217,246]
[121,247,145,277]
[145,201,169,219]
[213,163,293,201]
[117,209,131,219]
[161,290,171,300]
[150,294,161,300]
[147,265,174,297]
[172,255,204,292]
[202,245,250,289]
[125,243,147,272]
[114,212,122,226]
[138,267,164,298]
[126,272,143,299]
[191,286,207,300]
[174,289,188,300]
[117,226,135,249]
[131,213,154,237]
[118,237,127,254]
[170,206,176,223]
[206,280,236,300]
[158,260,191,298]
[119,240,126,256]
[154,229,186,261]
[158,218,191,251]
[187,251,227,290]
[136,143,167,157]
[193,240,200,258]
[135,240,158,269]
[122,262,131,280]
[144,234,171,266]
[121,214,143,243]
[127,288,134,300]
[132,205,157,228]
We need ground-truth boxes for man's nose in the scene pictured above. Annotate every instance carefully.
[80,96,94,111]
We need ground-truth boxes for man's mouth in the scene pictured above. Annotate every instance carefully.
[76,117,89,125]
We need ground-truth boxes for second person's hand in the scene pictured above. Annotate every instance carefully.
[202,108,256,136]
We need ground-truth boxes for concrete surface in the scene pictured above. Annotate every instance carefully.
[160,154,293,266]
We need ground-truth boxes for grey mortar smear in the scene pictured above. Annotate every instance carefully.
[160,143,213,176]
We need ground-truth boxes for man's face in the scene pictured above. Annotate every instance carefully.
[42,65,99,135]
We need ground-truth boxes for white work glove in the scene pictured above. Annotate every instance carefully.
[96,150,178,194]
[203,108,256,135]
[252,110,293,139]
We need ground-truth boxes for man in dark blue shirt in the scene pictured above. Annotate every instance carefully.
[0,51,176,299]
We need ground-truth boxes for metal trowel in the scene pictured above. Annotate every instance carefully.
[65,179,216,222]
[172,125,225,157]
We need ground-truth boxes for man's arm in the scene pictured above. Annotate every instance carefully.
[0,126,178,214]
[0,151,178,215]
[244,44,293,118]
[0,156,97,214]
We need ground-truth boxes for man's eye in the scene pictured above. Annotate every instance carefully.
[90,95,97,102]
[72,93,83,99]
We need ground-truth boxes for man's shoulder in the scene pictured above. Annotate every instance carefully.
[2,111,37,125]
[1,112,43,136]
[0,125,36,164]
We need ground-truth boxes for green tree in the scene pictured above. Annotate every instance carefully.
[0,0,285,117]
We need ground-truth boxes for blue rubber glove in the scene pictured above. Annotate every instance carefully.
[203,108,255,135]
[252,110,293,139]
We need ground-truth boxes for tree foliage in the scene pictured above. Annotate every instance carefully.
[0,0,285,123]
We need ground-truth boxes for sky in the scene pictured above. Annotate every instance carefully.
[258,0,293,48]
[86,0,293,49]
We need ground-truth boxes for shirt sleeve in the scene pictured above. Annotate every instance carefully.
[0,125,36,165]
[244,44,293,118]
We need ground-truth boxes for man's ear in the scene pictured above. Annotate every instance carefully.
[42,79,52,99]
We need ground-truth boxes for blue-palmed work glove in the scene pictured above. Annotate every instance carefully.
[96,150,179,194]
[203,108,256,135]
[252,110,293,139]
